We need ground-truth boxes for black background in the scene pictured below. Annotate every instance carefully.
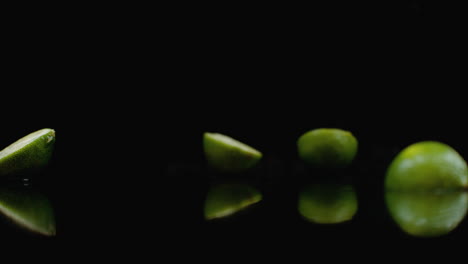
[161,1,468,259]
[3,0,468,258]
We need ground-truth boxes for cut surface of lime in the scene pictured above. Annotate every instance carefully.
[297,128,357,169]
[203,132,262,172]
[385,141,468,191]
[0,128,55,177]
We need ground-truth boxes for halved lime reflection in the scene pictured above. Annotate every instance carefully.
[298,184,358,224]
[204,183,262,221]
[0,186,56,236]
[385,191,468,237]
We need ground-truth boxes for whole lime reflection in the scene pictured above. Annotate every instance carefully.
[0,186,56,236]
[385,191,468,237]
[204,183,262,221]
[298,184,358,224]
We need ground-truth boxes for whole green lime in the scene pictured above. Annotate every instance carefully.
[297,128,358,168]
[385,141,468,191]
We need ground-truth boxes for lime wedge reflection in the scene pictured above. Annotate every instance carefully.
[204,183,262,221]
[385,191,468,237]
[298,184,358,224]
[0,186,56,236]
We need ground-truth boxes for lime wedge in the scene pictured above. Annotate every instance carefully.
[385,141,468,191]
[0,128,55,177]
[0,186,56,236]
[297,128,358,169]
[203,132,262,172]
[204,183,262,220]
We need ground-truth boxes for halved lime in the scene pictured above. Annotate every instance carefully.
[0,186,56,236]
[0,128,55,177]
[297,128,358,169]
[204,183,262,220]
[385,141,468,191]
[203,132,262,172]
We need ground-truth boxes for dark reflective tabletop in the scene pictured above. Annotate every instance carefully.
[166,139,468,256]
[4,2,463,257]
